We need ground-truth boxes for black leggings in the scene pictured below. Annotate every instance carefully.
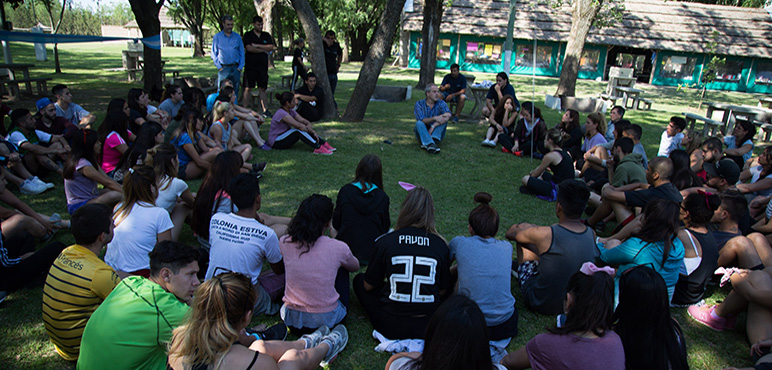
[498,133,546,155]
[525,172,556,196]
[0,232,66,292]
[352,273,431,339]
[271,129,324,150]
[488,305,519,341]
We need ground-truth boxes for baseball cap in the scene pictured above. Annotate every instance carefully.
[704,159,740,185]
[36,97,54,112]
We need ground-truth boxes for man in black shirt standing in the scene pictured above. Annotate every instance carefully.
[242,15,275,116]
[295,73,324,122]
[323,30,343,98]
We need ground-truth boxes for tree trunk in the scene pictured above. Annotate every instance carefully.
[346,25,370,62]
[129,0,164,92]
[341,0,404,122]
[53,44,60,73]
[554,0,602,97]
[253,0,274,41]
[416,0,443,89]
[290,0,337,119]
[191,26,205,57]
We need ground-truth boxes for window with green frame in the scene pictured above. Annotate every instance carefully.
[515,45,552,69]
[415,38,452,61]
[756,61,772,85]
[714,60,743,83]
[465,41,502,65]
[580,49,601,72]
[659,56,697,81]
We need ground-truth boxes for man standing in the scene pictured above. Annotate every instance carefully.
[295,72,324,122]
[242,15,275,116]
[52,84,95,127]
[211,15,244,98]
[43,204,119,361]
[438,63,466,122]
[323,31,343,96]
[414,84,451,154]
[77,241,201,370]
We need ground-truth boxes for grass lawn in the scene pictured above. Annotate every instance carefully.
[0,41,763,369]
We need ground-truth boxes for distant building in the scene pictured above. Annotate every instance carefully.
[402,0,772,93]
[121,6,210,47]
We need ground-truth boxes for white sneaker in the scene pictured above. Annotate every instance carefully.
[32,176,54,190]
[19,178,46,195]
[320,325,348,366]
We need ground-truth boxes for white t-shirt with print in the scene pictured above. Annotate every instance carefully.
[206,212,282,285]
[105,201,174,272]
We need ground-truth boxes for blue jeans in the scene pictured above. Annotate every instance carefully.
[414,121,446,146]
[218,65,241,94]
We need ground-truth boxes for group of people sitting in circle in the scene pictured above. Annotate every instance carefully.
[2,70,772,370]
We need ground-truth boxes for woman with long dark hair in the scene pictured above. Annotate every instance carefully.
[520,128,574,200]
[353,186,451,339]
[168,272,349,369]
[615,265,689,370]
[672,192,720,306]
[63,129,122,214]
[170,108,222,180]
[280,194,359,334]
[385,295,505,370]
[599,197,685,303]
[481,95,518,148]
[98,110,135,178]
[501,263,624,370]
[669,149,704,190]
[723,119,756,168]
[557,109,582,156]
[499,101,546,156]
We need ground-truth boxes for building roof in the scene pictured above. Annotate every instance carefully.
[123,6,210,31]
[402,0,772,59]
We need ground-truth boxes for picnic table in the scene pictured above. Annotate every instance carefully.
[705,102,771,134]
[616,86,645,110]
[0,63,51,98]
[468,85,489,119]
[683,112,722,136]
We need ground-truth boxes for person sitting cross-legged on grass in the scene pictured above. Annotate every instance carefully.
[501,263,625,370]
[63,128,123,215]
[280,194,359,334]
[449,192,518,341]
[413,84,451,154]
[98,110,136,180]
[499,102,547,157]
[147,143,195,242]
[519,128,574,200]
[386,295,507,370]
[205,173,285,317]
[168,272,349,370]
[170,107,223,181]
[481,94,518,148]
[104,165,174,278]
[505,180,599,315]
[7,108,70,178]
[353,186,451,339]
[77,241,201,369]
[42,203,120,361]
[267,91,335,155]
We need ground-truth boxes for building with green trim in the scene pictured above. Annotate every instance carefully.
[401,0,772,93]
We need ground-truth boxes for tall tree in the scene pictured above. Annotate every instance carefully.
[290,0,337,119]
[252,0,274,39]
[167,0,206,57]
[341,0,403,121]
[40,0,67,73]
[416,0,443,89]
[554,0,623,97]
[128,0,164,91]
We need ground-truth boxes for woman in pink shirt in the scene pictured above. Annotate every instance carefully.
[280,194,360,334]
[98,110,135,178]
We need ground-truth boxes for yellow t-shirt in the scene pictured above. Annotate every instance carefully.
[42,244,120,361]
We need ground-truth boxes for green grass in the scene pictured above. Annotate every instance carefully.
[0,41,763,369]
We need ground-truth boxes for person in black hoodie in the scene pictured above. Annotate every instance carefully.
[332,154,390,307]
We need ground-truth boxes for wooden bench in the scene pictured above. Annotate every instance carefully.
[683,112,722,136]
[755,120,772,142]
[161,70,180,82]
[2,77,52,98]
[637,97,653,110]
[127,68,142,82]
[250,87,276,107]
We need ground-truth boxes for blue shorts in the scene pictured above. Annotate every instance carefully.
[67,200,89,215]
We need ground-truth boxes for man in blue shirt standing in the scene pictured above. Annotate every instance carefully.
[414,84,451,154]
[438,63,466,123]
[211,15,245,97]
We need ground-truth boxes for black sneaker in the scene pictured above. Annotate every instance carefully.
[246,323,288,341]
[252,162,267,173]
[263,110,273,118]
[427,143,440,153]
